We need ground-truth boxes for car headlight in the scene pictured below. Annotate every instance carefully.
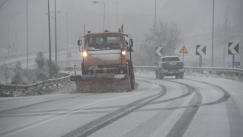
[82,51,87,57]
[122,50,126,55]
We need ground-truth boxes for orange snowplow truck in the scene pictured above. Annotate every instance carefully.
[70,28,135,92]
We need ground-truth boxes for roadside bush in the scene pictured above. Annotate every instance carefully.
[10,52,60,84]
[34,52,60,81]
[11,62,23,84]
[0,63,12,84]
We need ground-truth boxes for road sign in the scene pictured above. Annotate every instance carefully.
[196,45,206,55]
[179,45,188,53]
[233,62,240,66]
[228,42,239,55]
[155,47,163,56]
[68,52,72,57]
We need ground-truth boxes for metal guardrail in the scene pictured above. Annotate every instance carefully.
[0,73,70,96]
[184,67,243,74]
[133,66,243,74]
[59,65,243,74]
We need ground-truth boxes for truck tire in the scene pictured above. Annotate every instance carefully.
[156,71,159,79]
[81,62,86,75]
[127,60,135,90]
[180,73,184,79]
[160,73,164,80]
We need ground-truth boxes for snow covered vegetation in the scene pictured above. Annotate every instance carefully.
[0,52,60,84]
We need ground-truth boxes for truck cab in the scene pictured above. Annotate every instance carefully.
[80,31,129,75]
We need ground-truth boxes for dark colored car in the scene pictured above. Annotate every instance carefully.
[155,56,184,79]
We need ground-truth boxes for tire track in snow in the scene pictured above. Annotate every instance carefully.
[61,80,167,137]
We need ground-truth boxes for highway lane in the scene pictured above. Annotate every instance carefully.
[0,73,242,137]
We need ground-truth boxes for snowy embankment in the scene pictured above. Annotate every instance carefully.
[0,73,75,97]
[134,69,243,83]
[186,71,243,83]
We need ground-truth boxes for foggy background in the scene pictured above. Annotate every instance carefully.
[0,0,242,67]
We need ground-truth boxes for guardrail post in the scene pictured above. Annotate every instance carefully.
[74,64,76,75]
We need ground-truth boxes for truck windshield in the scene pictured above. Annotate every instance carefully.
[86,34,123,51]
[162,57,180,61]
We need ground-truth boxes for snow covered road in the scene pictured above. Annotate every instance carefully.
[0,73,242,137]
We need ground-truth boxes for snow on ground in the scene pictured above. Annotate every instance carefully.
[134,69,243,83]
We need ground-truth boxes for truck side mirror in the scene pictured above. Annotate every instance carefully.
[78,40,82,46]
[129,39,133,47]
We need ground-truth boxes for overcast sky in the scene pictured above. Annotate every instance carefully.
[0,0,242,59]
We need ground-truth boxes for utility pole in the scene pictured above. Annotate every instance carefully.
[224,6,228,67]
[211,0,215,67]
[152,0,157,65]
[48,0,52,78]
[26,0,29,69]
[55,0,57,64]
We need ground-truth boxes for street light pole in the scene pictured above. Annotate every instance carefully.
[152,0,157,66]
[93,1,105,31]
[54,0,57,64]
[8,12,20,56]
[211,0,215,67]
[26,0,29,69]
[154,0,157,29]
[48,0,52,78]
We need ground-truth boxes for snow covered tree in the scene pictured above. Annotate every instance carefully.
[11,62,23,84]
[145,20,184,56]
[0,63,11,84]
[133,20,184,66]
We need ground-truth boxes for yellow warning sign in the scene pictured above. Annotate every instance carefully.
[179,45,188,53]
[67,52,72,57]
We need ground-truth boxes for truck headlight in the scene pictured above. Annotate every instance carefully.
[122,50,126,55]
[82,51,87,57]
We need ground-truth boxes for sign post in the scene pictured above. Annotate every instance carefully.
[179,45,188,62]
[228,42,239,68]
[67,52,72,73]
[196,45,206,67]
[233,62,240,68]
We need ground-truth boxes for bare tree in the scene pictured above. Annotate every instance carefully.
[133,20,183,66]
[145,20,184,56]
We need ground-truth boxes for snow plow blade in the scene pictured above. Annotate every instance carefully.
[70,74,131,92]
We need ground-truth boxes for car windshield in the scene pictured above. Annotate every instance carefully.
[86,34,123,50]
[162,57,180,62]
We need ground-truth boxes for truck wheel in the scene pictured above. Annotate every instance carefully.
[131,72,135,89]
[127,60,135,90]
[156,71,158,79]
[175,74,180,79]
[180,73,184,79]
[160,73,164,80]
[81,62,86,75]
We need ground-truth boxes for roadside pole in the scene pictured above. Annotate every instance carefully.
[179,45,188,62]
